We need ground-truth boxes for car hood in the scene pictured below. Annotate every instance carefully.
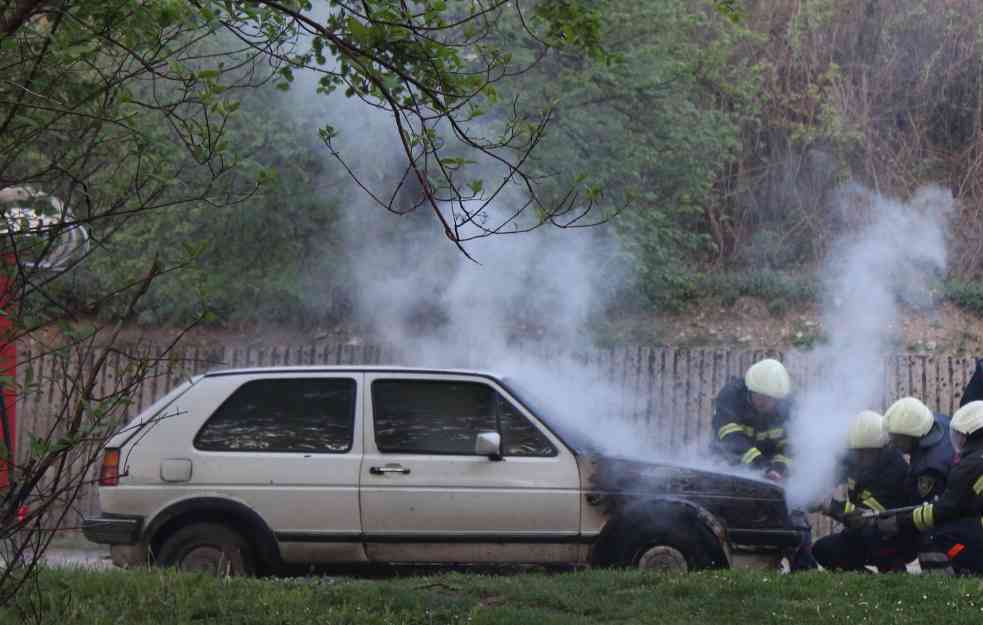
[582,454,792,531]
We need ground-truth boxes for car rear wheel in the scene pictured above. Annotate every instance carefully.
[157,523,255,576]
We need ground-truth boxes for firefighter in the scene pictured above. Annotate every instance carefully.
[960,358,983,407]
[712,358,793,479]
[711,358,817,570]
[876,400,983,575]
[883,396,955,504]
[812,410,915,572]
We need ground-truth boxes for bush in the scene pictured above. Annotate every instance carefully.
[641,268,817,313]
[944,279,983,316]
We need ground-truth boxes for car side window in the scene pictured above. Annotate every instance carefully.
[497,395,557,457]
[194,378,356,453]
[372,379,556,457]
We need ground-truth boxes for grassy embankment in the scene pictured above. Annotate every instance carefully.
[4,567,983,625]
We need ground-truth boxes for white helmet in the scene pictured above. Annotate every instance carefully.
[951,401,983,436]
[744,359,791,400]
[846,410,888,449]
[883,397,934,437]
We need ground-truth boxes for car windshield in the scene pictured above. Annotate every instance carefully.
[499,376,600,454]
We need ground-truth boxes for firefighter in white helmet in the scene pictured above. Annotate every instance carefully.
[712,358,793,479]
[812,411,915,571]
[711,358,818,571]
[883,396,955,504]
[876,401,983,575]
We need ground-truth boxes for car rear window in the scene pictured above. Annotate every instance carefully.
[371,379,556,457]
[194,378,356,453]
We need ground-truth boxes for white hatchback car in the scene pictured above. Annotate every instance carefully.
[83,367,805,574]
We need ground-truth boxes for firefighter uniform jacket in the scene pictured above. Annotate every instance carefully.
[960,358,983,407]
[907,415,956,504]
[898,436,983,534]
[712,377,792,474]
[828,446,911,518]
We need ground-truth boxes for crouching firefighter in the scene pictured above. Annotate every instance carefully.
[713,358,794,478]
[812,410,915,572]
[883,397,955,504]
[711,358,817,570]
[875,401,983,575]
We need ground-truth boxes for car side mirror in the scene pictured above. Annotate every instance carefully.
[475,431,503,461]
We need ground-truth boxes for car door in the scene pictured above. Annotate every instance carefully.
[186,372,365,562]
[359,373,582,563]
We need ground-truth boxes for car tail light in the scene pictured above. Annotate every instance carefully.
[99,448,120,486]
[17,505,27,525]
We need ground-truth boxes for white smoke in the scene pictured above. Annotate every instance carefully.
[271,42,649,455]
[339,172,652,441]
[282,9,948,487]
[785,183,951,508]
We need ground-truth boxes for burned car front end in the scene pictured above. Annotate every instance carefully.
[581,456,807,570]
[499,376,806,572]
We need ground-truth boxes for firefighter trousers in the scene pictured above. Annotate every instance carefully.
[919,517,983,575]
[813,526,917,572]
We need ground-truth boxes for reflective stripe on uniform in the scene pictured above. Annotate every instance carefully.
[718,423,746,439]
[741,447,763,465]
[860,491,886,513]
[772,454,792,466]
[913,504,935,531]
[973,475,983,496]
[755,428,785,441]
[844,500,856,514]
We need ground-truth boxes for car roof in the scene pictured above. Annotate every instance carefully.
[202,365,502,379]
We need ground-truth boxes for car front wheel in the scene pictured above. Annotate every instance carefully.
[157,523,255,576]
[635,543,691,573]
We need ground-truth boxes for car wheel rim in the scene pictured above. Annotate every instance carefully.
[180,545,245,576]
[636,545,688,573]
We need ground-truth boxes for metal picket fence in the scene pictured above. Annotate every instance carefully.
[13,342,977,538]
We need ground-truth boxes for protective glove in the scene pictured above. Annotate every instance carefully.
[842,511,871,530]
[765,469,785,483]
[816,484,849,517]
[768,461,789,479]
[876,515,899,538]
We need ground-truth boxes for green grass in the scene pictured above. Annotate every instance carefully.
[5,567,983,625]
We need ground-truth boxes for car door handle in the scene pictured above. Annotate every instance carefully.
[370,464,411,475]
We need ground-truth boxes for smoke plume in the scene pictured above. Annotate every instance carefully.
[288,12,954,490]
[785,183,951,508]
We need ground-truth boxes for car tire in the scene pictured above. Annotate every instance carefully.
[157,523,255,576]
[593,508,722,573]
[625,526,714,573]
